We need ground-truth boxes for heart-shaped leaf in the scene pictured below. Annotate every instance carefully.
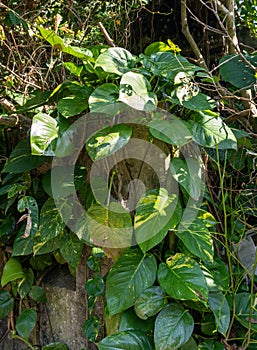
[106,248,157,315]
[154,303,194,350]
[158,253,208,304]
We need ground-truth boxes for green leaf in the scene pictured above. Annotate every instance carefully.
[179,337,197,350]
[0,215,16,241]
[171,158,204,200]
[98,330,152,350]
[18,268,34,299]
[33,234,60,255]
[31,112,59,155]
[80,202,133,248]
[17,196,39,237]
[0,290,14,319]
[208,292,230,336]
[57,96,88,118]
[106,248,157,315]
[88,83,121,114]
[119,308,155,333]
[42,343,69,350]
[12,225,34,256]
[29,286,47,302]
[1,258,24,287]
[86,124,132,161]
[235,293,257,331]
[59,232,84,268]
[220,54,257,89]
[143,52,197,81]
[119,71,157,111]
[39,27,94,60]
[85,273,105,297]
[63,62,83,77]
[16,308,37,339]
[39,198,64,242]
[175,217,214,262]
[95,47,134,75]
[198,339,225,350]
[149,118,192,147]
[42,165,87,198]
[2,138,47,173]
[144,41,175,55]
[203,258,229,292]
[182,93,214,111]
[158,253,208,304]
[134,286,167,320]
[83,315,100,342]
[154,303,194,350]
[135,188,181,252]
[192,111,237,149]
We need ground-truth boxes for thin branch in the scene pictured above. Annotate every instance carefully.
[181,0,208,70]
[98,22,115,47]
[0,98,31,127]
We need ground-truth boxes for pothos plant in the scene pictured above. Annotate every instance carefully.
[0,25,257,350]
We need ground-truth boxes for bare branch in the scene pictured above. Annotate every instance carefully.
[181,0,208,70]
[98,22,115,47]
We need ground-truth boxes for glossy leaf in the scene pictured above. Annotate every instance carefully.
[220,54,257,89]
[31,112,59,155]
[119,71,157,111]
[134,286,167,320]
[29,286,47,302]
[86,124,132,161]
[88,83,120,113]
[144,41,175,55]
[208,292,230,336]
[182,93,214,111]
[57,96,88,117]
[158,253,208,304]
[192,111,237,149]
[119,308,154,333]
[18,268,34,299]
[39,198,64,242]
[106,248,157,315]
[12,225,34,256]
[135,188,180,252]
[39,27,94,60]
[235,292,257,331]
[16,308,37,339]
[33,234,60,255]
[59,232,84,268]
[0,290,14,319]
[142,52,197,81]
[83,315,100,342]
[154,303,194,350]
[149,118,192,147]
[171,158,204,200]
[98,330,152,350]
[82,202,133,248]
[2,138,47,173]
[1,258,24,287]
[95,47,134,75]
[85,274,105,297]
[175,217,214,262]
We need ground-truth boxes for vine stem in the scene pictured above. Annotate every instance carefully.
[12,333,35,350]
